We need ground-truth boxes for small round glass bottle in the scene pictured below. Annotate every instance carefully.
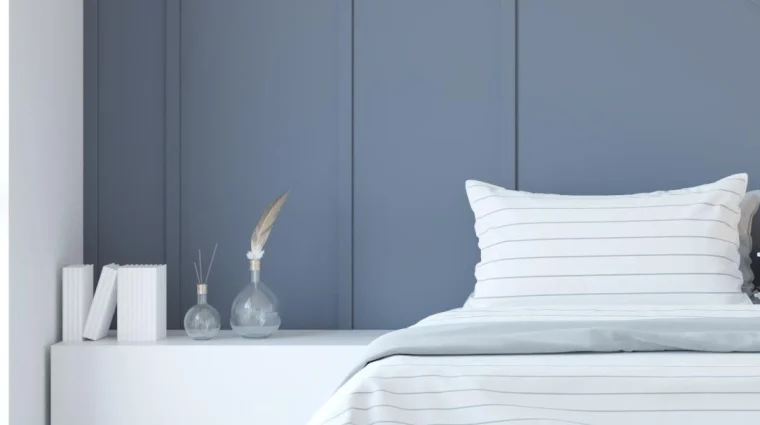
[184,283,221,340]
[230,260,281,338]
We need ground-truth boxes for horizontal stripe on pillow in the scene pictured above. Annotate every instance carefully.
[465,174,750,306]
[475,277,742,297]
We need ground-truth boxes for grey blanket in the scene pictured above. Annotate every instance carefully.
[347,314,760,381]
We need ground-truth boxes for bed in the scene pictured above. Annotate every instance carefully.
[309,306,760,425]
[310,174,760,425]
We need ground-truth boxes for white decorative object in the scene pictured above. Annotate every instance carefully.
[62,265,94,342]
[117,265,167,342]
[184,244,221,340]
[232,190,289,338]
[51,330,386,425]
[83,264,119,341]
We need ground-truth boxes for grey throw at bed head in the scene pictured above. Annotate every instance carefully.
[740,191,760,295]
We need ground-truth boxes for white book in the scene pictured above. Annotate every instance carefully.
[62,265,94,342]
[117,265,167,342]
[83,264,119,340]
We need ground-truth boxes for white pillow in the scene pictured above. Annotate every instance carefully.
[465,174,752,307]
[739,190,760,294]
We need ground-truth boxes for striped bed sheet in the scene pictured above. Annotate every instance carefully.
[309,305,760,425]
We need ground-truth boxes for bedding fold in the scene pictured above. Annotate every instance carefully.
[311,306,760,425]
[348,306,760,382]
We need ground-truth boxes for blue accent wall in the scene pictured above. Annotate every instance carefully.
[353,0,516,328]
[85,0,760,330]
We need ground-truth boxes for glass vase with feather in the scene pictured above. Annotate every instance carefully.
[230,190,289,338]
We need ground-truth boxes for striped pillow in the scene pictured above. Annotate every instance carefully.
[465,174,752,307]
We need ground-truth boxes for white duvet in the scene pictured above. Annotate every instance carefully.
[309,306,760,425]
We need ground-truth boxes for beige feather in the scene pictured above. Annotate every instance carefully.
[248,190,290,261]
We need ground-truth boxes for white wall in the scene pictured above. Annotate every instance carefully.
[10,1,83,424]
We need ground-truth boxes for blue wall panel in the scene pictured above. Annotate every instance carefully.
[353,0,516,329]
[517,0,760,194]
[180,0,351,329]
[92,0,176,326]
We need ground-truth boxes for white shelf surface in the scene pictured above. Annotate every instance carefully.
[55,329,386,346]
[51,329,389,425]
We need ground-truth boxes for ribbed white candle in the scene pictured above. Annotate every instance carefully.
[117,265,167,342]
[83,264,119,340]
[62,265,94,342]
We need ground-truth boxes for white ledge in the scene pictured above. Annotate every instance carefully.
[53,329,388,347]
[52,329,390,425]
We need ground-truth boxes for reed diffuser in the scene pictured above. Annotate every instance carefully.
[230,190,289,338]
[183,243,221,340]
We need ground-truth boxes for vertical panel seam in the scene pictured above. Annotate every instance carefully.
[499,0,513,190]
[95,0,99,269]
[164,0,182,328]
[337,0,355,329]
[514,0,519,190]
[178,0,183,330]
[95,0,100,271]
[350,0,355,329]
[163,0,168,286]
[163,0,170,327]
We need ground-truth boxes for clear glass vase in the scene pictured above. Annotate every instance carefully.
[184,284,221,340]
[230,266,281,338]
